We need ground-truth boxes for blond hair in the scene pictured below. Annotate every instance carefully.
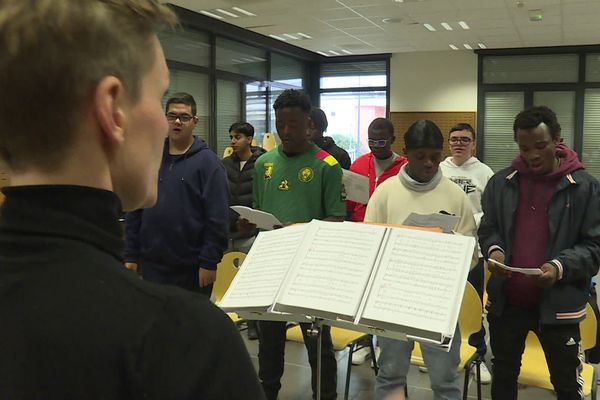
[0,0,177,171]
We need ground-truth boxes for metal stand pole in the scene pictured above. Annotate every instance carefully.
[307,318,323,400]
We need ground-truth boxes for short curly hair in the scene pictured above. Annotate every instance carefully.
[513,106,561,141]
[272,89,311,114]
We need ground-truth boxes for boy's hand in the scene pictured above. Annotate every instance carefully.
[487,250,511,278]
[238,218,257,233]
[199,268,217,287]
[528,263,558,289]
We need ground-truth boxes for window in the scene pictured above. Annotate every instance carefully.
[586,54,600,82]
[320,61,387,89]
[582,89,600,180]
[319,60,389,161]
[158,28,210,68]
[216,38,267,81]
[482,54,578,84]
[245,81,267,145]
[533,91,575,148]
[479,48,600,173]
[320,91,386,161]
[216,79,241,157]
[483,92,523,172]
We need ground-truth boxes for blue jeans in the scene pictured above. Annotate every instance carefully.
[375,325,462,400]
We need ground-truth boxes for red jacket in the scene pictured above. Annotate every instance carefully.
[347,153,407,222]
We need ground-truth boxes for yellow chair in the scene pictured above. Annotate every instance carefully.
[410,282,484,400]
[286,325,378,400]
[262,133,277,151]
[222,146,234,158]
[517,302,597,398]
[213,251,247,325]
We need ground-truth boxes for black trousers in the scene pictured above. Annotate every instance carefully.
[141,261,213,298]
[488,305,583,400]
[258,321,337,400]
[468,258,487,355]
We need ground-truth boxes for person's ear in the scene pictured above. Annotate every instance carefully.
[93,76,127,149]
[403,147,407,155]
[390,135,396,145]
[192,116,199,127]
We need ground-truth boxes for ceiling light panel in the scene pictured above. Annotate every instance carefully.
[268,34,286,41]
[215,9,238,18]
[200,10,223,19]
[232,7,256,16]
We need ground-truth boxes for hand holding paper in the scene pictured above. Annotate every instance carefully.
[230,206,282,230]
[488,258,543,276]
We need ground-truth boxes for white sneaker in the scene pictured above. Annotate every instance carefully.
[473,362,491,384]
[371,346,381,368]
[351,346,371,365]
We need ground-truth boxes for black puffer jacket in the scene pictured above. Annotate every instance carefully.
[222,147,266,234]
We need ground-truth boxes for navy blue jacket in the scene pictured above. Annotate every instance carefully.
[124,138,229,270]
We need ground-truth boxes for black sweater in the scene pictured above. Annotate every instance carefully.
[0,185,265,400]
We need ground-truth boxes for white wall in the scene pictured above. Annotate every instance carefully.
[390,51,478,112]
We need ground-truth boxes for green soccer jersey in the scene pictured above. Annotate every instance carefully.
[252,143,346,224]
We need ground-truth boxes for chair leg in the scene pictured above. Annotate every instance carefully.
[369,336,379,374]
[592,368,598,400]
[404,384,408,399]
[462,362,471,400]
[476,361,482,400]
[344,343,355,400]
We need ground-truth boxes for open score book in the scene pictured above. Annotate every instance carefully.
[219,220,475,346]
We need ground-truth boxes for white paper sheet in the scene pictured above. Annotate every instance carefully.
[488,259,543,276]
[360,228,474,336]
[402,212,460,234]
[342,169,370,205]
[219,225,306,311]
[274,221,387,318]
[230,205,282,231]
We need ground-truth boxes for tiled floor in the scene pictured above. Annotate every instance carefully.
[241,331,598,400]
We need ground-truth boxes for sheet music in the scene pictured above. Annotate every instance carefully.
[342,169,370,204]
[360,228,474,335]
[219,225,306,310]
[274,220,387,318]
[230,205,282,230]
[402,212,460,234]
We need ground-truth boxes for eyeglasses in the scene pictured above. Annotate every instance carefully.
[368,138,390,148]
[166,113,194,123]
[448,137,473,144]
